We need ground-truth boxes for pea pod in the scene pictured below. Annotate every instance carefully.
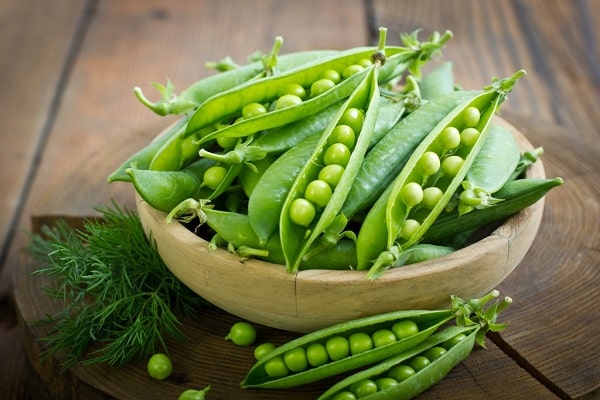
[198,92,414,168]
[126,158,215,212]
[317,325,478,400]
[318,293,513,399]
[280,61,381,273]
[367,244,455,280]
[465,124,521,194]
[247,135,321,246]
[423,177,564,244]
[356,70,526,272]
[134,36,338,116]
[241,309,454,389]
[418,61,456,100]
[342,89,482,219]
[185,30,452,143]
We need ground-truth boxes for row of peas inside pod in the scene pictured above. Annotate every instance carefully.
[109,27,563,278]
[239,290,512,399]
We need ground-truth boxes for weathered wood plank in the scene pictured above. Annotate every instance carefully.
[0,0,87,265]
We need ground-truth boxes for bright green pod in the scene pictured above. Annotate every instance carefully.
[241,309,454,389]
[316,325,478,400]
[279,64,380,273]
[423,177,564,244]
[355,70,526,272]
[465,124,521,194]
[126,157,215,212]
[185,30,453,144]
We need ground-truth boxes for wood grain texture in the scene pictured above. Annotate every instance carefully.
[0,0,87,274]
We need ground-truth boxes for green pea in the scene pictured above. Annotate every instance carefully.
[342,64,365,79]
[417,151,441,177]
[443,333,467,350]
[424,346,447,361]
[407,355,430,371]
[374,377,398,390]
[438,126,461,150]
[329,124,356,149]
[284,347,309,372]
[216,135,238,150]
[399,182,423,207]
[306,342,329,367]
[203,165,228,190]
[324,143,351,167]
[264,355,289,378]
[461,106,481,127]
[339,107,364,134]
[280,82,306,99]
[289,198,316,227]
[421,186,444,209]
[311,78,336,97]
[392,320,419,339]
[349,379,378,397]
[332,391,357,400]
[460,127,480,147]
[254,342,276,361]
[387,364,415,382]
[326,336,350,361]
[399,219,421,240]
[305,179,333,208]
[320,69,342,84]
[242,102,268,119]
[371,329,397,348]
[275,94,303,110]
[349,332,374,355]
[225,321,257,346]
[318,164,345,189]
[441,155,465,177]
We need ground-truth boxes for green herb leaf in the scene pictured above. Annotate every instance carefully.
[27,201,205,369]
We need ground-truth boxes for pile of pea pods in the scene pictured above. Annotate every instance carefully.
[108,27,563,278]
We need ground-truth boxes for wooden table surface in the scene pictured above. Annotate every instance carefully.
[2,1,599,399]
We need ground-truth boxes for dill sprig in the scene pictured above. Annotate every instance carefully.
[27,202,205,369]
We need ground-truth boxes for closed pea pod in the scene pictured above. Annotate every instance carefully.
[126,157,215,212]
[456,124,522,214]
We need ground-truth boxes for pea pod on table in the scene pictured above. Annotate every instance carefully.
[241,309,454,389]
[317,324,479,400]
[315,292,512,400]
[356,70,526,274]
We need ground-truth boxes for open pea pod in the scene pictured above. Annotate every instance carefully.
[356,70,526,273]
[241,309,454,389]
[316,324,478,400]
[279,61,380,273]
[185,29,452,144]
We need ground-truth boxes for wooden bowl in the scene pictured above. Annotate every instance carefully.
[136,117,545,333]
